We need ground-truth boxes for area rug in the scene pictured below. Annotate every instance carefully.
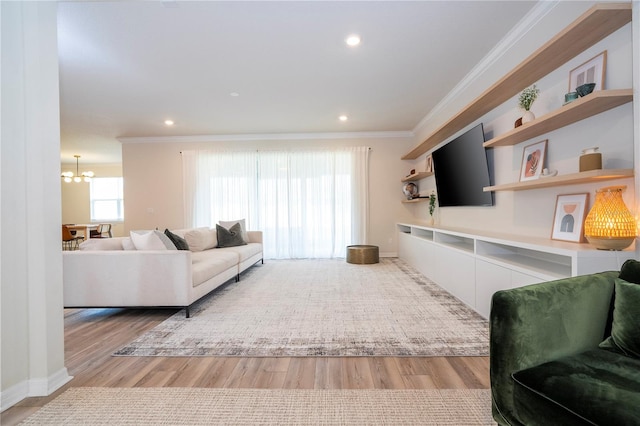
[115,258,489,357]
[19,387,493,425]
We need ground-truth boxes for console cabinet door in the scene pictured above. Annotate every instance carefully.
[432,245,475,309]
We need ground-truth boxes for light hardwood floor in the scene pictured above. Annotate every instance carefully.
[2,307,490,425]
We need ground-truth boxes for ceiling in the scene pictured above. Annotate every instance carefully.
[58,1,537,165]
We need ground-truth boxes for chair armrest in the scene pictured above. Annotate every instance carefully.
[489,271,617,425]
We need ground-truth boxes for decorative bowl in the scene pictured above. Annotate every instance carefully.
[575,83,596,97]
[563,92,578,105]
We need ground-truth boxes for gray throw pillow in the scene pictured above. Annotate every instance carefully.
[164,229,190,251]
[216,223,247,248]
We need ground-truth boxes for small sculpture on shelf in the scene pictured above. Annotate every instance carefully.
[517,84,540,126]
[402,182,419,200]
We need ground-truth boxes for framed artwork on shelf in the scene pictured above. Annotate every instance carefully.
[551,193,589,243]
[519,139,547,182]
[425,155,433,173]
[568,50,607,92]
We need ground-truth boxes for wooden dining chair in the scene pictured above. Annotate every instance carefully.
[90,223,112,238]
[62,225,82,250]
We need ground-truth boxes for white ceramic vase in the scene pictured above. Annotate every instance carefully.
[522,110,535,123]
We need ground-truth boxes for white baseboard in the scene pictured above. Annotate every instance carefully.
[380,252,397,258]
[1,381,28,413]
[29,367,73,396]
[1,368,72,412]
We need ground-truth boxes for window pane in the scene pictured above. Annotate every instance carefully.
[90,178,124,221]
[93,200,119,220]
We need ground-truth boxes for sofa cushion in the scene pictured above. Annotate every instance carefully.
[599,278,640,358]
[217,243,262,262]
[219,219,249,243]
[184,228,218,252]
[512,349,640,426]
[164,229,190,251]
[216,223,247,248]
[79,237,126,250]
[618,258,640,284]
[130,230,176,250]
[190,250,238,287]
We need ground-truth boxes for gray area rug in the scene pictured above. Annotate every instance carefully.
[115,258,489,357]
[19,387,493,425]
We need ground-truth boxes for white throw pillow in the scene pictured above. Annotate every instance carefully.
[184,228,218,252]
[121,237,136,251]
[130,230,177,250]
[219,219,249,243]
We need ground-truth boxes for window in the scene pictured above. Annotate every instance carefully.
[182,147,369,259]
[90,177,124,222]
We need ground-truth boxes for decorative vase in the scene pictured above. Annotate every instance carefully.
[522,110,535,123]
[429,216,434,226]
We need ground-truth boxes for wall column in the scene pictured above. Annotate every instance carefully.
[1,1,71,411]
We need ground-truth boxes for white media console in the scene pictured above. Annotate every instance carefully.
[397,223,635,318]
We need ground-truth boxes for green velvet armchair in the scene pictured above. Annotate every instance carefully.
[490,268,640,425]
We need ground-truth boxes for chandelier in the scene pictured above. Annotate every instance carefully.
[61,155,94,183]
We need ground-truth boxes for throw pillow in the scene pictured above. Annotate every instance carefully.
[216,223,247,248]
[121,237,136,251]
[618,259,640,284]
[605,278,640,358]
[184,228,218,252]
[164,228,190,250]
[219,219,249,243]
[130,230,177,250]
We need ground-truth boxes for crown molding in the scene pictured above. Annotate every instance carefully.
[412,0,559,137]
[118,131,414,144]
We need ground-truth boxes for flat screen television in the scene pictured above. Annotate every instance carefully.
[432,123,494,207]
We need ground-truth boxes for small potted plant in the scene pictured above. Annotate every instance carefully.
[429,191,437,225]
[518,84,540,124]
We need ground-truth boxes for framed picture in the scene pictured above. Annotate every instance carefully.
[425,154,433,173]
[551,193,589,243]
[568,51,607,92]
[519,139,547,182]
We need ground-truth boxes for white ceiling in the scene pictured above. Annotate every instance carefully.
[58,1,537,164]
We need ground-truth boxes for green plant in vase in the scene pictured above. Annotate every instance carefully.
[518,84,540,124]
[429,191,437,225]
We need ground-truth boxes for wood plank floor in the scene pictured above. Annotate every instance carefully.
[2,307,490,425]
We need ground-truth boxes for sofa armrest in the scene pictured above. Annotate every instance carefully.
[247,231,262,244]
[489,271,617,426]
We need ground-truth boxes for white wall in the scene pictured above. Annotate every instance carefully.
[61,163,125,237]
[406,1,636,240]
[1,2,71,411]
[122,135,416,256]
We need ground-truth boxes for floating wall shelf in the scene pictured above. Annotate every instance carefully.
[401,3,632,160]
[483,90,633,148]
[401,171,434,182]
[401,198,430,204]
[484,168,634,192]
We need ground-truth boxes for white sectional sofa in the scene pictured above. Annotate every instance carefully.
[63,227,263,317]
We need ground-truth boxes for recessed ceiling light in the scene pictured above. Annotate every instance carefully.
[164,120,174,126]
[230,92,240,97]
[339,115,348,122]
[345,35,361,47]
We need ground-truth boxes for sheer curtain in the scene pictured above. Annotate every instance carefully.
[182,147,369,259]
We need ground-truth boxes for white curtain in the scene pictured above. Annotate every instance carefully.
[182,147,369,259]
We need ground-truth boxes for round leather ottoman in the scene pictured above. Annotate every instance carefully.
[346,245,379,264]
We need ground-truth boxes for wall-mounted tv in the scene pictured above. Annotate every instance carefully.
[432,123,494,207]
